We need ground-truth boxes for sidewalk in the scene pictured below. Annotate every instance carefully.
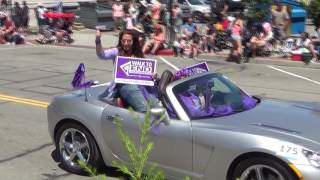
[26,29,119,48]
[24,29,320,69]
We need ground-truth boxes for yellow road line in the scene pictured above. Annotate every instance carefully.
[0,94,49,105]
[0,94,49,108]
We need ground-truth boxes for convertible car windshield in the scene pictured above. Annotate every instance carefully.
[173,73,258,120]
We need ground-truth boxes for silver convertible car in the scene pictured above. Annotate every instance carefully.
[48,71,320,180]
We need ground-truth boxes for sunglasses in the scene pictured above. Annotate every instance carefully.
[121,39,133,44]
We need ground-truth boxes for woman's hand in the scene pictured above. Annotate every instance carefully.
[96,30,101,39]
[152,73,158,81]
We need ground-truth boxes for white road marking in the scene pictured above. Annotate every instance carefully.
[0,46,37,51]
[267,65,320,85]
[158,56,179,70]
[26,41,34,45]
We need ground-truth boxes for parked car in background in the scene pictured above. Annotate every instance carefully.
[227,0,245,14]
[177,0,211,22]
[207,0,246,14]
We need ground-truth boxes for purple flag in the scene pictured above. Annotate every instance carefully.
[71,63,94,89]
[175,62,209,79]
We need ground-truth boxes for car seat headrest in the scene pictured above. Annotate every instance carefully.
[158,70,173,97]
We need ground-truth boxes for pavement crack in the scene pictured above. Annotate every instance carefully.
[0,143,52,164]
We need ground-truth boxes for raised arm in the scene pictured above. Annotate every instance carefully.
[95,30,118,60]
[95,30,103,57]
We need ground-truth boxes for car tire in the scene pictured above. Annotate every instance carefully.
[232,157,298,180]
[192,12,203,23]
[55,123,103,175]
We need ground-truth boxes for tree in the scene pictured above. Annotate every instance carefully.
[244,0,273,22]
[111,108,166,180]
[307,0,320,28]
[79,107,190,180]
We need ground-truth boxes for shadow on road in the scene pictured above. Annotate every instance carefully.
[51,149,130,179]
[0,143,52,164]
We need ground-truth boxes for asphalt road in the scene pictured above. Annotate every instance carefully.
[0,44,319,180]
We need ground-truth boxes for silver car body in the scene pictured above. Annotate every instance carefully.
[48,72,320,179]
[178,0,211,19]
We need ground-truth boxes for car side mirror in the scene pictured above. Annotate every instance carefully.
[151,107,170,126]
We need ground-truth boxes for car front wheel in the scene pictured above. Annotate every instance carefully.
[55,123,102,174]
[232,157,298,180]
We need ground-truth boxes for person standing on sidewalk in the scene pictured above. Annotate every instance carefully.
[128,0,139,26]
[0,0,7,14]
[210,0,229,22]
[112,0,124,35]
[21,1,29,35]
[172,3,183,35]
[272,3,289,41]
[11,2,22,32]
[36,3,48,33]
[230,14,244,59]
[151,0,161,25]
[56,0,63,13]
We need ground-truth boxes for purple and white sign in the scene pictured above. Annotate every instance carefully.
[175,62,209,78]
[184,62,209,75]
[114,56,157,86]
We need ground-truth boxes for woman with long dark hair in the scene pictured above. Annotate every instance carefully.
[96,29,157,112]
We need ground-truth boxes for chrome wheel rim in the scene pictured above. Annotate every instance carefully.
[59,128,90,167]
[240,164,285,180]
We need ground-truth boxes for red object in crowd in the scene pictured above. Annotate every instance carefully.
[291,53,302,61]
[43,12,76,19]
[156,49,174,56]
[222,19,229,30]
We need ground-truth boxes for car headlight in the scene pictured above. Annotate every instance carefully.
[302,149,320,167]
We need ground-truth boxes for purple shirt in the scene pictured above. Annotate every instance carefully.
[96,48,119,96]
[97,47,119,63]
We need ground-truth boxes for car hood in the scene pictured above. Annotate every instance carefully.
[193,99,320,148]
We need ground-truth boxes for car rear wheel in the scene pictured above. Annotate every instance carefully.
[232,157,297,180]
[55,123,102,175]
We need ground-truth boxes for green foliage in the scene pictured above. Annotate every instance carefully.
[244,0,273,22]
[112,107,166,180]
[78,160,107,180]
[183,176,191,180]
[308,0,320,28]
[78,107,190,180]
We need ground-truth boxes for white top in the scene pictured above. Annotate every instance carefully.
[296,38,311,47]
[37,7,47,19]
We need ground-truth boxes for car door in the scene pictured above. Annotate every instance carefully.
[101,105,193,179]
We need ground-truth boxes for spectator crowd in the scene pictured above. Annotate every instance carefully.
[110,0,320,64]
[0,0,28,45]
[0,0,319,64]
[0,0,73,45]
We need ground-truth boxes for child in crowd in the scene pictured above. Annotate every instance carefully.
[189,32,201,59]
[203,22,216,54]
[294,32,318,63]
[173,34,186,57]
[124,14,133,30]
